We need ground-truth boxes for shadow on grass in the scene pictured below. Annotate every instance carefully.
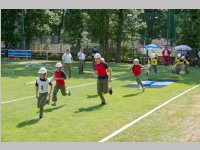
[123,92,140,97]
[87,94,98,99]
[44,104,66,113]
[16,118,39,128]
[74,104,104,113]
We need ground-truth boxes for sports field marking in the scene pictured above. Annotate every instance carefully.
[1,96,35,104]
[1,76,127,105]
[98,84,200,142]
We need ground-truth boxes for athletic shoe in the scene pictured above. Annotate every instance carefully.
[39,115,43,120]
[67,89,71,96]
[51,102,56,106]
[101,102,106,105]
[138,85,142,90]
[109,87,113,95]
[142,87,145,93]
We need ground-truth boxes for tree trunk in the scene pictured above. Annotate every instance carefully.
[58,9,65,43]
[104,12,110,61]
[116,9,124,63]
[76,33,82,51]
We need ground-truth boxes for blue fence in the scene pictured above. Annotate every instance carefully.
[8,50,32,58]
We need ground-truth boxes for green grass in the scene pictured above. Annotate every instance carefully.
[1,60,200,142]
[109,86,200,142]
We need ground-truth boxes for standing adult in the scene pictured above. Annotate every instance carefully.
[77,48,86,74]
[162,46,171,65]
[62,48,73,78]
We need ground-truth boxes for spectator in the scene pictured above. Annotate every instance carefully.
[62,48,73,78]
[77,48,86,74]
[162,46,171,65]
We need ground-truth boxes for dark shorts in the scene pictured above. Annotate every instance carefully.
[52,85,67,102]
[97,78,108,95]
[37,92,48,108]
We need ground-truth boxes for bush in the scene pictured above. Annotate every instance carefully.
[48,53,62,60]
[120,45,129,62]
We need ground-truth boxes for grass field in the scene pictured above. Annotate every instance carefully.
[1,59,200,142]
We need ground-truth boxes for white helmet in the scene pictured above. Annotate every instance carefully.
[177,53,181,58]
[101,57,105,62]
[94,53,101,59]
[133,58,139,62]
[38,67,47,74]
[181,56,185,59]
[55,62,62,67]
[150,53,156,58]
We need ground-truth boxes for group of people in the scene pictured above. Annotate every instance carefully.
[35,49,112,119]
[147,46,191,75]
[35,46,192,120]
[173,53,190,74]
[62,48,86,76]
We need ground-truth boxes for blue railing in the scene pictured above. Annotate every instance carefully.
[8,50,32,58]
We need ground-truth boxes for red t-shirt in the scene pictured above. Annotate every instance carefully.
[94,62,108,79]
[54,70,66,85]
[132,64,142,76]
[162,49,170,57]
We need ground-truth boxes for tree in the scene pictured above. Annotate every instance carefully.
[1,9,22,48]
[86,9,113,61]
[64,9,85,51]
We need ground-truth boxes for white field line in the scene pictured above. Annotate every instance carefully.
[1,76,125,105]
[1,96,35,104]
[98,84,200,142]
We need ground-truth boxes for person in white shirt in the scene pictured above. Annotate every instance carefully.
[62,48,73,78]
[77,48,86,74]
[35,67,53,119]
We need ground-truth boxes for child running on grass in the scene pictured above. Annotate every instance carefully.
[130,58,145,92]
[52,62,70,106]
[35,67,53,119]
[150,52,158,76]
[90,53,112,105]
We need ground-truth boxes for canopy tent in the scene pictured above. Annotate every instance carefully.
[173,45,193,55]
[145,44,161,50]
[142,44,162,56]
[174,45,192,51]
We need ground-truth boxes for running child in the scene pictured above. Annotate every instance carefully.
[174,53,182,74]
[90,53,112,105]
[35,67,53,119]
[150,52,158,75]
[52,62,70,106]
[130,58,145,92]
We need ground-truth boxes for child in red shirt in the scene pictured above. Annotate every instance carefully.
[52,62,70,106]
[130,59,145,92]
[90,53,112,105]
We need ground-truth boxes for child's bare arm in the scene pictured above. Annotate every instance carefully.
[141,65,145,69]
[129,65,133,71]
[48,86,53,98]
[90,70,98,78]
[36,87,39,99]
